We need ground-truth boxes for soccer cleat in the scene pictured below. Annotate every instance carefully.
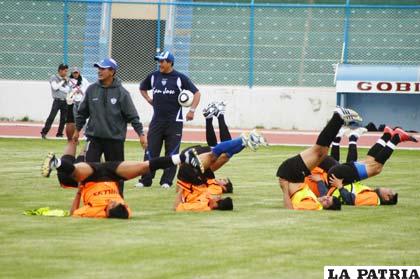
[202,102,218,119]
[215,101,227,117]
[184,148,205,173]
[347,127,368,139]
[161,183,171,189]
[40,132,47,140]
[334,106,363,125]
[241,130,268,151]
[336,127,350,139]
[393,128,418,143]
[41,152,56,178]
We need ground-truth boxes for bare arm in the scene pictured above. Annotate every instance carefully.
[140,89,153,106]
[173,186,183,210]
[186,91,201,121]
[70,188,82,215]
[279,180,294,210]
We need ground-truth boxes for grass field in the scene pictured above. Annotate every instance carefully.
[0,138,419,279]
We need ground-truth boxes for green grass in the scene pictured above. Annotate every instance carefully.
[0,138,420,279]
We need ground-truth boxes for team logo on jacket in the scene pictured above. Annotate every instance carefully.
[161,79,167,86]
[110,97,117,105]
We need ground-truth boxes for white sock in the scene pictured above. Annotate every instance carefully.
[54,157,61,168]
[386,141,396,150]
[171,155,181,165]
[377,139,386,147]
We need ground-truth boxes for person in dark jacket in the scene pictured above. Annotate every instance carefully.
[72,58,147,195]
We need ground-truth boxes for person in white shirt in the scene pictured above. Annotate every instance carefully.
[65,67,90,141]
[41,63,71,139]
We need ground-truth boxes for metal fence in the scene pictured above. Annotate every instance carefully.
[1,0,419,87]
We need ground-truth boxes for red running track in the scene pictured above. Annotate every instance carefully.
[0,122,419,150]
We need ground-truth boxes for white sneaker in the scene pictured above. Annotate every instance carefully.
[241,130,268,151]
[334,106,363,125]
[161,183,171,189]
[215,101,226,117]
[336,127,350,139]
[202,102,218,119]
[134,182,145,188]
[348,127,368,139]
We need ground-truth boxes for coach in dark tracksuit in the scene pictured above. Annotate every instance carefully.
[73,58,147,194]
[136,51,201,188]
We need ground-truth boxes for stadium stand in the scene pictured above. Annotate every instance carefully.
[0,0,419,86]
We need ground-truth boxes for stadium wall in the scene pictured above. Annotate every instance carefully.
[0,80,335,130]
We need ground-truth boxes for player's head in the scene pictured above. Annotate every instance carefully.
[155,51,175,72]
[375,187,398,205]
[58,63,68,77]
[94,58,118,81]
[216,178,233,193]
[213,197,233,211]
[106,201,129,219]
[318,196,341,210]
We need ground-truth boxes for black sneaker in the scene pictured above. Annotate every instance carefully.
[41,133,47,139]
[185,148,204,173]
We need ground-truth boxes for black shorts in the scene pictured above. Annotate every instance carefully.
[57,154,84,188]
[327,162,361,186]
[83,161,124,183]
[276,154,311,183]
[66,104,74,124]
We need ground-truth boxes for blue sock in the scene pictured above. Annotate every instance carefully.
[211,137,244,158]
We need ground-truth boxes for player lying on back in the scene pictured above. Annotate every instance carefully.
[41,140,203,219]
[276,107,363,211]
[324,126,417,206]
[174,128,267,212]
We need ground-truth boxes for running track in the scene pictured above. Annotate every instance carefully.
[1,122,419,150]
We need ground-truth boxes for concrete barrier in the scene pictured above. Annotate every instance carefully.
[0,80,335,130]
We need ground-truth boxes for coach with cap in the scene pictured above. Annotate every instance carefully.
[73,58,147,194]
[135,51,201,189]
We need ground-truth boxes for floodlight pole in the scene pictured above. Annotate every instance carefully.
[248,0,255,88]
[63,0,69,64]
[341,0,351,64]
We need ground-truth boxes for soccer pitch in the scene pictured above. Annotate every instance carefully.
[0,138,419,279]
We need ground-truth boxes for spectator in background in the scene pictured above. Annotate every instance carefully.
[41,63,70,139]
[65,67,90,141]
[72,58,147,195]
[135,51,201,189]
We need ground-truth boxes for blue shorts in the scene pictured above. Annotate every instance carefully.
[353,161,368,180]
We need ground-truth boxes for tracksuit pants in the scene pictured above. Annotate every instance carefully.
[41,98,68,136]
[138,121,183,186]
